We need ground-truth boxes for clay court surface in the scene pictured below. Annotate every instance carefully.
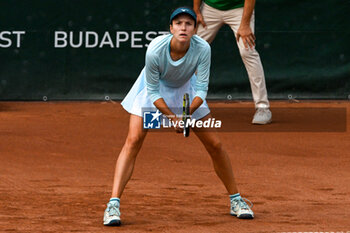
[0,101,349,233]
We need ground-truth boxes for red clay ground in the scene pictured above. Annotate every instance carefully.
[0,101,349,233]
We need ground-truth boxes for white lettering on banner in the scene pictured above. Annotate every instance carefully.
[13,31,25,48]
[131,31,143,48]
[85,31,98,48]
[0,31,25,48]
[116,31,129,48]
[54,31,169,48]
[55,31,67,48]
[0,30,169,49]
[99,32,114,48]
[0,31,11,48]
[145,31,157,47]
[70,31,83,48]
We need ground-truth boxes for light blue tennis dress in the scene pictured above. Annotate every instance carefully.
[121,34,211,120]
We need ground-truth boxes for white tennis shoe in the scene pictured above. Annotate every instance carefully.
[230,197,254,219]
[103,201,121,226]
[252,108,272,124]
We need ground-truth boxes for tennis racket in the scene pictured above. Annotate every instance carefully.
[182,93,190,137]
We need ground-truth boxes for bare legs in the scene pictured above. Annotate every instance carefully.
[193,114,239,195]
[111,115,147,198]
[110,113,238,198]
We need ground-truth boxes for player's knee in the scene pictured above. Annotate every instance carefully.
[206,141,223,155]
[125,135,144,149]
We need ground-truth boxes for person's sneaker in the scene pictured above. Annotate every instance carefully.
[252,108,272,124]
[103,201,121,226]
[230,197,254,219]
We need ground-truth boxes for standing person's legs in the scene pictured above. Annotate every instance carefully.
[223,8,271,123]
[104,114,148,226]
[193,114,254,219]
[196,3,225,43]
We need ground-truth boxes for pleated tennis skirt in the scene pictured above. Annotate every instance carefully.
[121,68,210,120]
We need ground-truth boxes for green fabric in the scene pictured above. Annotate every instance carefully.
[203,0,244,10]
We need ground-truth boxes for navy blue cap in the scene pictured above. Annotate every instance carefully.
[169,7,197,25]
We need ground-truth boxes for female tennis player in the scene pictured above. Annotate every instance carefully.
[103,7,254,226]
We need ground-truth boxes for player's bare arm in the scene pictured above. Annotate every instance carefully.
[237,0,256,49]
[193,0,207,28]
[190,96,203,115]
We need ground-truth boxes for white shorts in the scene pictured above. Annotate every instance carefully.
[121,68,210,120]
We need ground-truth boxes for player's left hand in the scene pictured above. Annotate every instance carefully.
[236,25,256,50]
